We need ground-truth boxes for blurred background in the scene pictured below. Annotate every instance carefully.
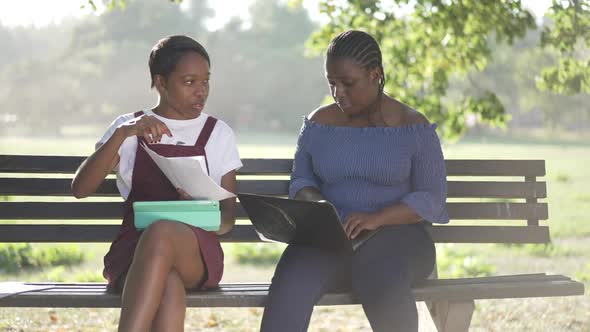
[0,0,327,142]
[0,0,587,144]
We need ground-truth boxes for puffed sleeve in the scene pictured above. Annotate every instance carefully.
[401,125,449,224]
[217,121,243,176]
[289,119,321,198]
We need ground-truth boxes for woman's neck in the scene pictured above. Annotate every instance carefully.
[152,102,200,120]
[348,93,385,127]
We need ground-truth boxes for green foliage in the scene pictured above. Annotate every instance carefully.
[555,172,571,183]
[538,57,589,95]
[43,266,104,282]
[304,0,590,137]
[231,243,285,265]
[518,243,578,258]
[455,25,589,131]
[575,263,590,283]
[307,0,536,139]
[3,0,588,138]
[0,244,86,273]
[539,0,590,95]
[72,270,105,282]
[437,245,495,278]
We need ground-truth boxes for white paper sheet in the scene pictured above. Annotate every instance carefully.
[141,143,235,201]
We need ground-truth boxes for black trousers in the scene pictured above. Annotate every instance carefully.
[260,223,436,332]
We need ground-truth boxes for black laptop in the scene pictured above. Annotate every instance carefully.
[237,193,378,253]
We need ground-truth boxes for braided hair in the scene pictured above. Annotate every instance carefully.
[149,35,210,88]
[326,30,385,95]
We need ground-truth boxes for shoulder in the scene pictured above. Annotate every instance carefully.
[113,111,143,127]
[402,107,430,126]
[382,98,430,127]
[308,104,341,125]
[209,116,235,134]
[207,116,238,145]
[97,112,141,147]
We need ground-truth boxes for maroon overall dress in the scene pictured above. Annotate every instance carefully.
[103,111,224,292]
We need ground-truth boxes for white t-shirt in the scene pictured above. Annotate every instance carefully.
[97,110,243,200]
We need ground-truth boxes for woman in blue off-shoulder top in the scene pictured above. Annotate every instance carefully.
[260,30,449,332]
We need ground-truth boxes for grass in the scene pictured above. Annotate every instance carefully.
[229,243,286,266]
[0,243,86,274]
[576,264,590,283]
[1,134,589,331]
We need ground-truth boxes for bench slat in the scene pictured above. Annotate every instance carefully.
[0,178,291,197]
[0,178,547,198]
[0,224,550,243]
[445,160,545,176]
[0,275,582,307]
[0,155,545,176]
[447,181,546,198]
[0,155,84,174]
[0,156,294,175]
[0,202,548,220]
[447,202,547,220]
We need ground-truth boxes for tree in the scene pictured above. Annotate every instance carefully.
[538,0,590,95]
[291,0,589,138]
[0,0,213,136]
[454,27,589,132]
[1,0,329,136]
[205,0,326,131]
[67,0,213,125]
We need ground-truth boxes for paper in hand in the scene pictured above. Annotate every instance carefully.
[141,143,235,201]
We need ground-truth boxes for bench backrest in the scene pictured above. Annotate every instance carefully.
[0,155,549,244]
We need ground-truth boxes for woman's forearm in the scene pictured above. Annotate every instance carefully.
[376,202,421,226]
[218,198,236,235]
[71,127,127,198]
[217,170,237,235]
[294,186,325,201]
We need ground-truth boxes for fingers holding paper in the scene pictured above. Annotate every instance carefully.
[141,144,236,201]
[177,188,192,200]
[343,212,383,239]
[122,115,172,143]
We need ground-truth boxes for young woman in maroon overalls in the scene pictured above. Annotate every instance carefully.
[72,35,241,332]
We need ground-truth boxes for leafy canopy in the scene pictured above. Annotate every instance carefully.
[89,0,590,138]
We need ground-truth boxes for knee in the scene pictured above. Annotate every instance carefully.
[136,220,179,258]
[352,257,412,293]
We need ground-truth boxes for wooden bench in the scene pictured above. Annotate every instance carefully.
[0,154,584,331]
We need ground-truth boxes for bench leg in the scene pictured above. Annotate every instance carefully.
[423,300,475,332]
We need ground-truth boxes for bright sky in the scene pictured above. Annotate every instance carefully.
[0,0,553,30]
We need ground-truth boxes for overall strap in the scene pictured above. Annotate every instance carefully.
[133,110,145,117]
[195,116,218,176]
[195,116,218,147]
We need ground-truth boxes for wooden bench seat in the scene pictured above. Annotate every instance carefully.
[0,154,584,331]
[1,274,582,308]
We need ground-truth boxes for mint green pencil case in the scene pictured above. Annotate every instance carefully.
[133,200,220,231]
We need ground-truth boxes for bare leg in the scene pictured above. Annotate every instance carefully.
[118,220,205,332]
[151,269,187,332]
